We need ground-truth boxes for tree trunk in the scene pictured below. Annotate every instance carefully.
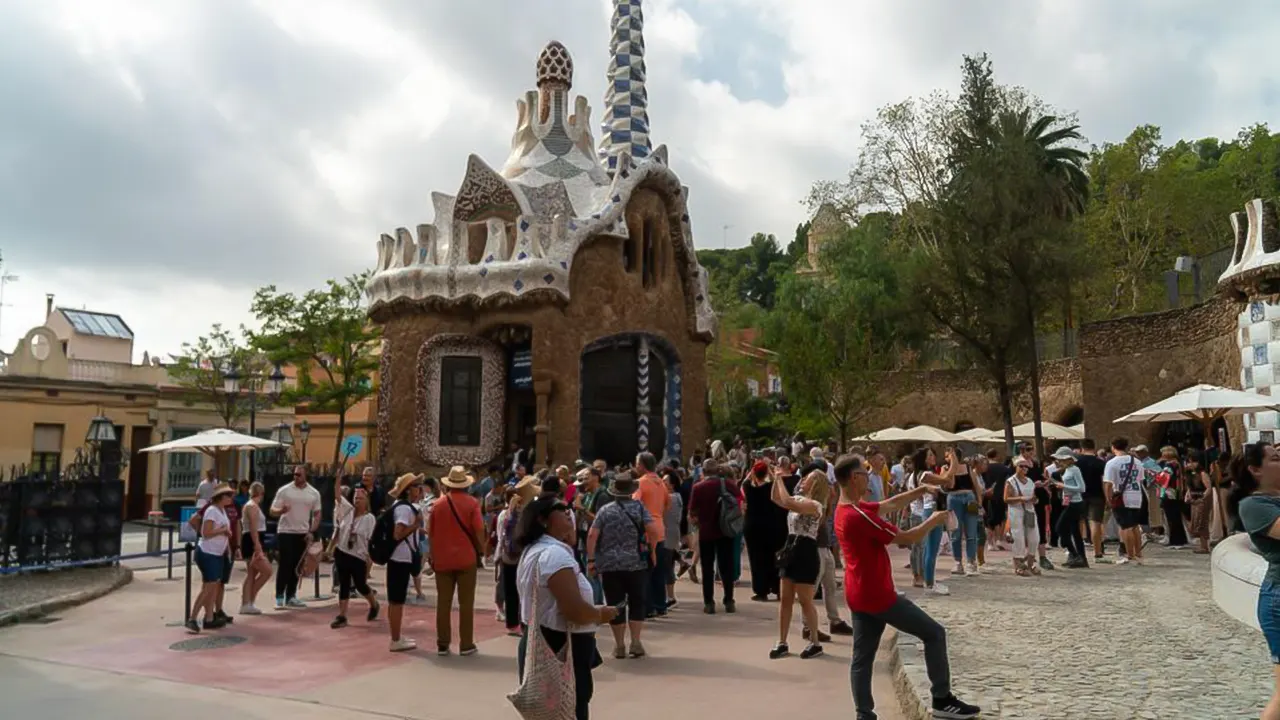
[996,371,1016,458]
[1025,301,1046,458]
[332,403,348,469]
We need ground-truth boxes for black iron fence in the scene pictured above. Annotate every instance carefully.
[0,450,125,570]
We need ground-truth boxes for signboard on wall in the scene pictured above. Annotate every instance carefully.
[511,349,532,390]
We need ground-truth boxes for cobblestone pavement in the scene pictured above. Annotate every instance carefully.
[0,566,130,619]
[893,545,1269,720]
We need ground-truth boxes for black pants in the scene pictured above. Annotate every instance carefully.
[334,550,372,601]
[1161,497,1189,546]
[1047,500,1065,548]
[851,597,951,720]
[517,626,596,720]
[647,542,668,614]
[1054,503,1087,560]
[698,537,736,606]
[275,532,307,600]
[744,528,781,597]
[502,562,521,630]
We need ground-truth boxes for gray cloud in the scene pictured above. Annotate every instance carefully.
[0,0,1276,358]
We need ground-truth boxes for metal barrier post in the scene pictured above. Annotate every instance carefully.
[183,543,193,623]
[166,526,174,580]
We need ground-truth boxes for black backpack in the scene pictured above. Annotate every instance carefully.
[718,477,745,537]
[368,499,416,566]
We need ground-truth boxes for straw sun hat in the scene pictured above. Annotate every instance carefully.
[441,465,476,490]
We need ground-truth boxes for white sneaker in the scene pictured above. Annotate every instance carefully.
[286,597,307,609]
[953,562,965,575]
[926,583,951,596]
[274,596,286,610]
[389,638,417,652]
[1117,557,1130,565]
[239,604,262,615]
[965,563,979,576]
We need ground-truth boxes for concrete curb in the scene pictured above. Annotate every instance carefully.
[0,566,134,628]
[886,628,930,720]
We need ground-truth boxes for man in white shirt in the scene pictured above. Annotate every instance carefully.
[270,465,322,609]
[195,470,218,510]
[1103,437,1145,565]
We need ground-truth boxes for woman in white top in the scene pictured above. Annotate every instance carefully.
[514,494,619,720]
[188,484,234,634]
[238,482,273,616]
[331,476,380,629]
[1005,457,1041,576]
[768,468,830,660]
[905,447,958,595]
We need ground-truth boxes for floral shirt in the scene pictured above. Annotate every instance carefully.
[591,498,652,573]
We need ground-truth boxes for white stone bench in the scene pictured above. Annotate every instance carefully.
[1212,533,1267,630]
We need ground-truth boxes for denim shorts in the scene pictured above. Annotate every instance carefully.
[1259,581,1280,664]
[195,549,226,584]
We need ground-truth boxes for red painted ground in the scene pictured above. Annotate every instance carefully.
[47,601,507,695]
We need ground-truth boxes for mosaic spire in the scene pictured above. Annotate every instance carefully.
[598,0,652,176]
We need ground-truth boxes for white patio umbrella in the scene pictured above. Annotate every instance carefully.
[141,427,284,456]
[893,425,966,443]
[851,427,907,442]
[957,427,997,440]
[970,421,1083,442]
[1069,423,1085,436]
[1114,383,1280,447]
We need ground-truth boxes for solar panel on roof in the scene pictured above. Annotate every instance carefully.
[62,310,132,339]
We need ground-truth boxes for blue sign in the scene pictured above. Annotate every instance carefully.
[341,434,365,459]
[511,349,532,390]
[179,506,198,544]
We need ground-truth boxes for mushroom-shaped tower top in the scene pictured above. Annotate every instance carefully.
[536,41,573,88]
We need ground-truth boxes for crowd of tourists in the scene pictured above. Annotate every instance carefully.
[178,428,1280,719]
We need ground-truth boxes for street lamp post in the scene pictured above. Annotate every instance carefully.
[270,422,293,473]
[298,419,311,464]
[222,363,286,481]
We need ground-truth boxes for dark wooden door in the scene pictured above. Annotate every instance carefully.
[127,426,151,519]
[580,344,638,467]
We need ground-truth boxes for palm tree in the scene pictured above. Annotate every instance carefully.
[994,108,1089,220]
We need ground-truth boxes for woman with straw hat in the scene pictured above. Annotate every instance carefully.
[385,472,425,652]
[497,474,541,636]
[187,483,235,634]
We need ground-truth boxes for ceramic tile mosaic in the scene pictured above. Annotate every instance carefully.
[415,335,505,467]
[365,1,716,340]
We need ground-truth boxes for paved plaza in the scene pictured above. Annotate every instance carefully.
[0,542,1271,719]
[893,543,1271,719]
[0,558,902,720]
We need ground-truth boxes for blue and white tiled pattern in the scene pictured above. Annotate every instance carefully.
[598,0,651,175]
[1240,300,1280,443]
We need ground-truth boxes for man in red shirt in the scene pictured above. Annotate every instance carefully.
[687,461,743,615]
[832,454,979,720]
[427,467,487,657]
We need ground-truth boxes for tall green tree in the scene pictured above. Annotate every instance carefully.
[250,273,382,466]
[169,324,263,428]
[766,221,918,450]
[946,54,1090,454]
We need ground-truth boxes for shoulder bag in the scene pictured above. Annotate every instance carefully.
[446,495,485,569]
[506,569,576,720]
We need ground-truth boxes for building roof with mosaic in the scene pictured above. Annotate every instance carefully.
[364,0,715,341]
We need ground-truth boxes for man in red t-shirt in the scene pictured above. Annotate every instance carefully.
[832,454,979,720]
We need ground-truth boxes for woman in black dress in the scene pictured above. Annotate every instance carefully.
[743,460,786,601]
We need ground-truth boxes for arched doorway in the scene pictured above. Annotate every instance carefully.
[1057,406,1085,429]
[579,334,680,466]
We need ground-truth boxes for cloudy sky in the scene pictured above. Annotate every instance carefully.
[0,0,1276,361]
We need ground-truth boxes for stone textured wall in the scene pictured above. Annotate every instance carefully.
[865,359,1083,436]
[1079,294,1244,449]
[379,188,708,471]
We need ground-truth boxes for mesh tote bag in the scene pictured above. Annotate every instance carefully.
[506,568,576,719]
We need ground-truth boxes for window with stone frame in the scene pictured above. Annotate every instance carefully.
[439,356,483,446]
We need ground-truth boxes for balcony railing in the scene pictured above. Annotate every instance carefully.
[166,469,201,492]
